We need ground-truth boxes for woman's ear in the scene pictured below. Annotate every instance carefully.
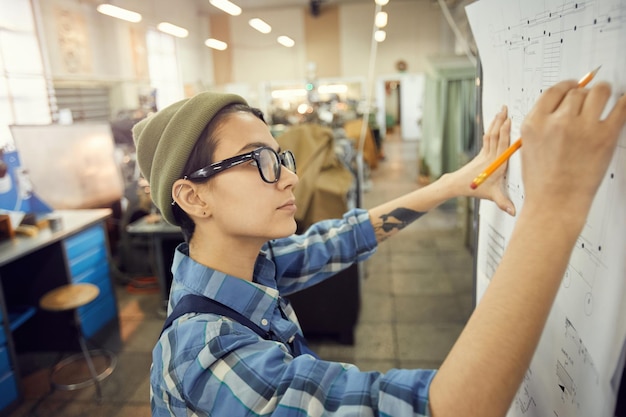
[172,179,210,218]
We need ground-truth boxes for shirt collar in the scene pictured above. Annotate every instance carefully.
[171,243,298,341]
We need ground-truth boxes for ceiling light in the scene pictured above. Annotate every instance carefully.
[374,0,389,5]
[205,38,228,50]
[375,11,388,28]
[271,89,307,99]
[318,84,348,94]
[96,4,142,23]
[157,22,189,38]
[249,18,272,34]
[209,0,242,16]
[374,30,386,42]
[277,35,295,48]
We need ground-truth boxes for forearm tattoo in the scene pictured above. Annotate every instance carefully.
[374,207,425,241]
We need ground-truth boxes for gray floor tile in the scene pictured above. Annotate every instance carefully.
[389,252,446,273]
[353,322,396,361]
[118,318,163,353]
[391,270,455,296]
[396,323,464,362]
[393,294,471,324]
[358,292,394,323]
[116,289,163,321]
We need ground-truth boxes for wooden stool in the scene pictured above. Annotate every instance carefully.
[39,283,117,402]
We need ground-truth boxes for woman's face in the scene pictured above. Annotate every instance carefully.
[199,111,299,242]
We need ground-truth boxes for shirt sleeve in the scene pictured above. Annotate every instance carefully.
[268,208,378,295]
[152,317,435,417]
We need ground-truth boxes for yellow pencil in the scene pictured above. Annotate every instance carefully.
[470,65,602,190]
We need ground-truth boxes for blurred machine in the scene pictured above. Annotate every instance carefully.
[277,123,361,344]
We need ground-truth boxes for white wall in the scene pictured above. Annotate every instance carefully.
[231,7,308,85]
[341,2,455,77]
[35,0,212,113]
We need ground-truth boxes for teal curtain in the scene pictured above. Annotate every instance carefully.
[420,59,476,179]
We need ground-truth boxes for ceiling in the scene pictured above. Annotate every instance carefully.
[200,0,387,11]
[196,0,466,14]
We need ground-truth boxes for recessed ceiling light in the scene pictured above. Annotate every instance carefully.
[277,35,295,47]
[374,30,386,42]
[205,38,228,50]
[96,4,142,23]
[209,0,242,16]
[249,18,272,34]
[157,22,189,38]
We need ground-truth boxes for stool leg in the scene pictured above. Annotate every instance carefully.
[76,327,103,403]
[44,304,116,405]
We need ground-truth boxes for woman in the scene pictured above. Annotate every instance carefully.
[133,83,626,416]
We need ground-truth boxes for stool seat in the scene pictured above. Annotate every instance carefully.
[40,283,99,312]
[36,282,115,404]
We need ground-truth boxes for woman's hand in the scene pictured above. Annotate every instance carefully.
[520,81,626,230]
[450,105,516,215]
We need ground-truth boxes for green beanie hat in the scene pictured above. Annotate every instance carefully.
[132,92,247,225]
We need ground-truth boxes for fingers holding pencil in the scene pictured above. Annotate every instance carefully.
[471,67,602,190]
[519,81,626,228]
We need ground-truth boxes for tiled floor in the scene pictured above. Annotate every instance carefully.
[8,131,476,417]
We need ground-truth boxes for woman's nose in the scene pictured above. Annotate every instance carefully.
[279,165,298,189]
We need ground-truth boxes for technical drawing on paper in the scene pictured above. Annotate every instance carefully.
[509,315,603,417]
[467,0,626,416]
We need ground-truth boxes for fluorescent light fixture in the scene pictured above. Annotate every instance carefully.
[209,0,242,16]
[375,11,388,28]
[374,0,389,5]
[205,38,228,50]
[374,29,386,42]
[277,35,295,48]
[271,89,307,99]
[96,4,142,22]
[318,84,348,94]
[249,18,272,34]
[157,22,189,38]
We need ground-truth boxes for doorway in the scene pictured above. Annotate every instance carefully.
[384,80,401,134]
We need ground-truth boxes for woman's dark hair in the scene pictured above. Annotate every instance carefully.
[172,103,266,242]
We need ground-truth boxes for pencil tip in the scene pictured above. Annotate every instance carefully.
[592,65,602,75]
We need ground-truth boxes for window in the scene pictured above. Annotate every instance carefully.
[146,29,183,111]
[0,0,51,150]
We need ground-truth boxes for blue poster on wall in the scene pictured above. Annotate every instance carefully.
[0,150,52,216]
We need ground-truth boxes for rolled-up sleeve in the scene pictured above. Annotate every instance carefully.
[269,209,378,295]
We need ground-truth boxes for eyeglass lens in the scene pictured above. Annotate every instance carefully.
[257,148,296,183]
[259,148,279,182]
[283,151,296,173]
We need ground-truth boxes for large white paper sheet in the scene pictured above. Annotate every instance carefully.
[466,1,626,415]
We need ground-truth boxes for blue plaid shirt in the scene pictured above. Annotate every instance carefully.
[151,209,435,416]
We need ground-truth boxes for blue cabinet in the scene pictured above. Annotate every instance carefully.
[0,311,19,412]
[0,370,19,411]
[63,225,117,339]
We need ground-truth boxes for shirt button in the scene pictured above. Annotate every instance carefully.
[261,319,269,326]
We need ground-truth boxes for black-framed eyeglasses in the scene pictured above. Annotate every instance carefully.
[186,146,296,184]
